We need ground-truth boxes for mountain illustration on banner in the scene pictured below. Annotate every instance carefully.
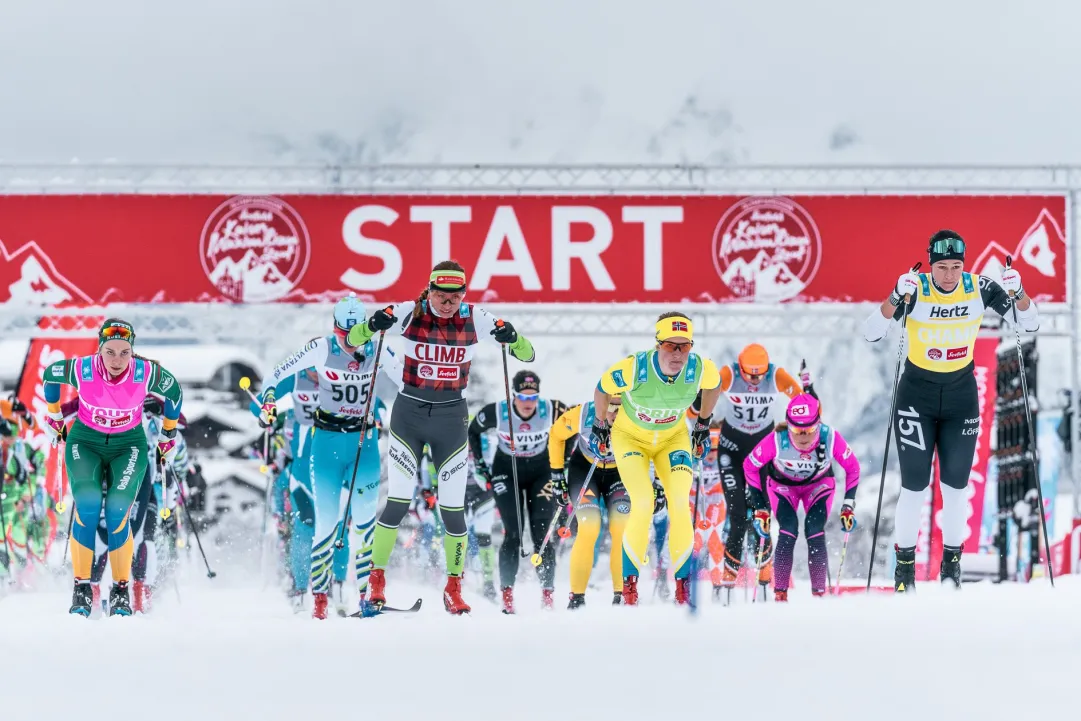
[720,249,802,299]
[207,249,294,303]
[972,208,1065,296]
[0,239,94,306]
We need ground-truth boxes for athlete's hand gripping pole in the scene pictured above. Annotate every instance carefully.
[497,319,529,559]
[530,459,599,567]
[334,327,388,550]
[1006,256,1054,586]
[866,261,921,591]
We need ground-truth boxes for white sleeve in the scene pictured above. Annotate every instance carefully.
[261,337,327,396]
[863,308,894,342]
[388,301,416,337]
[473,307,501,345]
[1011,301,1041,333]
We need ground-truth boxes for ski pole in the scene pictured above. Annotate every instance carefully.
[0,479,16,580]
[158,457,171,520]
[751,534,769,603]
[170,465,216,579]
[1006,256,1054,586]
[497,323,528,559]
[335,329,387,550]
[834,531,851,594]
[866,261,921,591]
[531,458,598,567]
[688,459,705,614]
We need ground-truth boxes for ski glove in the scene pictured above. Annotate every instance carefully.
[690,416,712,459]
[799,360,813,390]
[157,428,179,465]
[752,509,771,538]
[839,502,857,532]
[368,306,397,332]
[1001,267,1024,298]
[43,411,66,444]
[10,397,28,417]
[473,458,493,489]
[589,419,611,458]
[259,398,277,428]
[491,319,518,345]
[653,483,667,514]
[551,469,570,506]
[889,270,920,306]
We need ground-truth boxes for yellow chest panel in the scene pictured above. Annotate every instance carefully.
[904,273,985,372]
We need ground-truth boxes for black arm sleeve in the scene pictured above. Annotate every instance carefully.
[891,296,917,320]
[467,402,498,465]
[978,275,1013,318]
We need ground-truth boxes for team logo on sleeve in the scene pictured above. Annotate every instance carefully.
[610,370,627,388]
[668,449,692,471]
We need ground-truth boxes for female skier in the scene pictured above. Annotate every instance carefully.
[743,394,860,600]
[345,260,535,615]
[41,319,183,617]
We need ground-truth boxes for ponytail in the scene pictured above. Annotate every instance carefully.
[413,289,429,320]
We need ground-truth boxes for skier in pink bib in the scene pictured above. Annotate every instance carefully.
[743,394,860,600]
[41,318,184,617]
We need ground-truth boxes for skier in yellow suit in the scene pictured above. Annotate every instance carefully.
[591,312,722,605]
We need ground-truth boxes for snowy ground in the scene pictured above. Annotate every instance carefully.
[1,559,1077,721]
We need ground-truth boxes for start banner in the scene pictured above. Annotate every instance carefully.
[0,194,1066,306]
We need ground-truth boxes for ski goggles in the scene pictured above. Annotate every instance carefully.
[429,270,467,292]
[789,422,820,438]
[99,323,135,344]
[928,237,966,255]
[658,340,693,354]
[515,392,539,402]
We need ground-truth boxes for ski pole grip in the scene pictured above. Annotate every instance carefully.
[1005,255,1017,297]
[903,262,922,303]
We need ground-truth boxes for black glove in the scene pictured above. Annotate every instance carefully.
[473,458,493,489]
[653,483,667,514]
[589,419,611,457]
[491,319,518,344]
[10,397,27,416]
[551,469,569,506]
[690,415,712,459]
[368,306,397,332]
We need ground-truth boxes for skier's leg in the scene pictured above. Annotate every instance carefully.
[568,452,603,595]
[308,428,349,595]
[347,426,381,595]
[771,484,800,594]
[370,397,428,573]
[103,441,149,584]
[601,469,629,594]
[490,452,523,588]
[652,431,695,580]
[66,431,106,583]
[802,481,835,595]
[526,469,559,591]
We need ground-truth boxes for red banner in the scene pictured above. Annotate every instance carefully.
[919,336,999,579]
[0,195,1067,305]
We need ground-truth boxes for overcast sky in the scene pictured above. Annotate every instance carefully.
[1,0,1077,165]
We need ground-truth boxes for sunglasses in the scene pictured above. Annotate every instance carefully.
[740,368,765,381]
[101,325,133,340]
[790,423,819,437]
[929,238,965,254]
[515,392,539,402]
[658,340,693,354]
[431,289,466,303]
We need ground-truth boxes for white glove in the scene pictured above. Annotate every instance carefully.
[1001,267,1024,298]
[799,364,813,390]
[890,271,920,305]
[157,430,179,465]
[43,410,65,444]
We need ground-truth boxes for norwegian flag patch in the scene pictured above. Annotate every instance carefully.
[672,321,688,332]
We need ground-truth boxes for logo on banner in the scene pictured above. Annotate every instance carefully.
[0,239,95,307]
[971,208,1066,294]
[200,196,311,303]
[712,197,823,302]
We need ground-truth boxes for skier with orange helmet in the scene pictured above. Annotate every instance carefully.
[688,343,811,604]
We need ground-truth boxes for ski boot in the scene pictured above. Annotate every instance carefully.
[541,588,554,610]
[288,589,305,614]
[482,580,498,602]
[674,578,691,605]
[501,586,516,615]
[331,580,348,617]
[312,592,329,620]
[940,544,963,589]
[108,581,133,617]
[612,591,622,605]
[368,568,386,609]
[757,557,773,599]
[774,589,789,602]
[718,565,738,606]
[443,575,471,615]
[811,589,826,598]
[621,575,639,606]
[132,580,147,614]
[69,581,94,617]
[894,544,916,593]
[568,592,586,610]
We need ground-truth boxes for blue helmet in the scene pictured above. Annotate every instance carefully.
[333,293,366,333]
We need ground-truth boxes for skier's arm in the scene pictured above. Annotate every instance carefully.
[42,359,79,412]
[346,301,415,347]
[474,308,535,362]
[548,404,582,471]
[145,361,183,433]
[864,295,915,342]
[688,365,733,422]
[249,373,297,418]
[259,338,329,403]
[743,433,777,511]
[695,359,723,420]
[467,403,498,466]
[774,367,803,399]
[595,356,636,421]
[831,429,860,500]
[980,275,1039,331]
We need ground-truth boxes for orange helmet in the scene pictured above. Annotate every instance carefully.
[738,343,770,376]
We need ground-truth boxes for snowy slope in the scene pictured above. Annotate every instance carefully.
[1,0,1079,165]
[1,566,1077,721]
